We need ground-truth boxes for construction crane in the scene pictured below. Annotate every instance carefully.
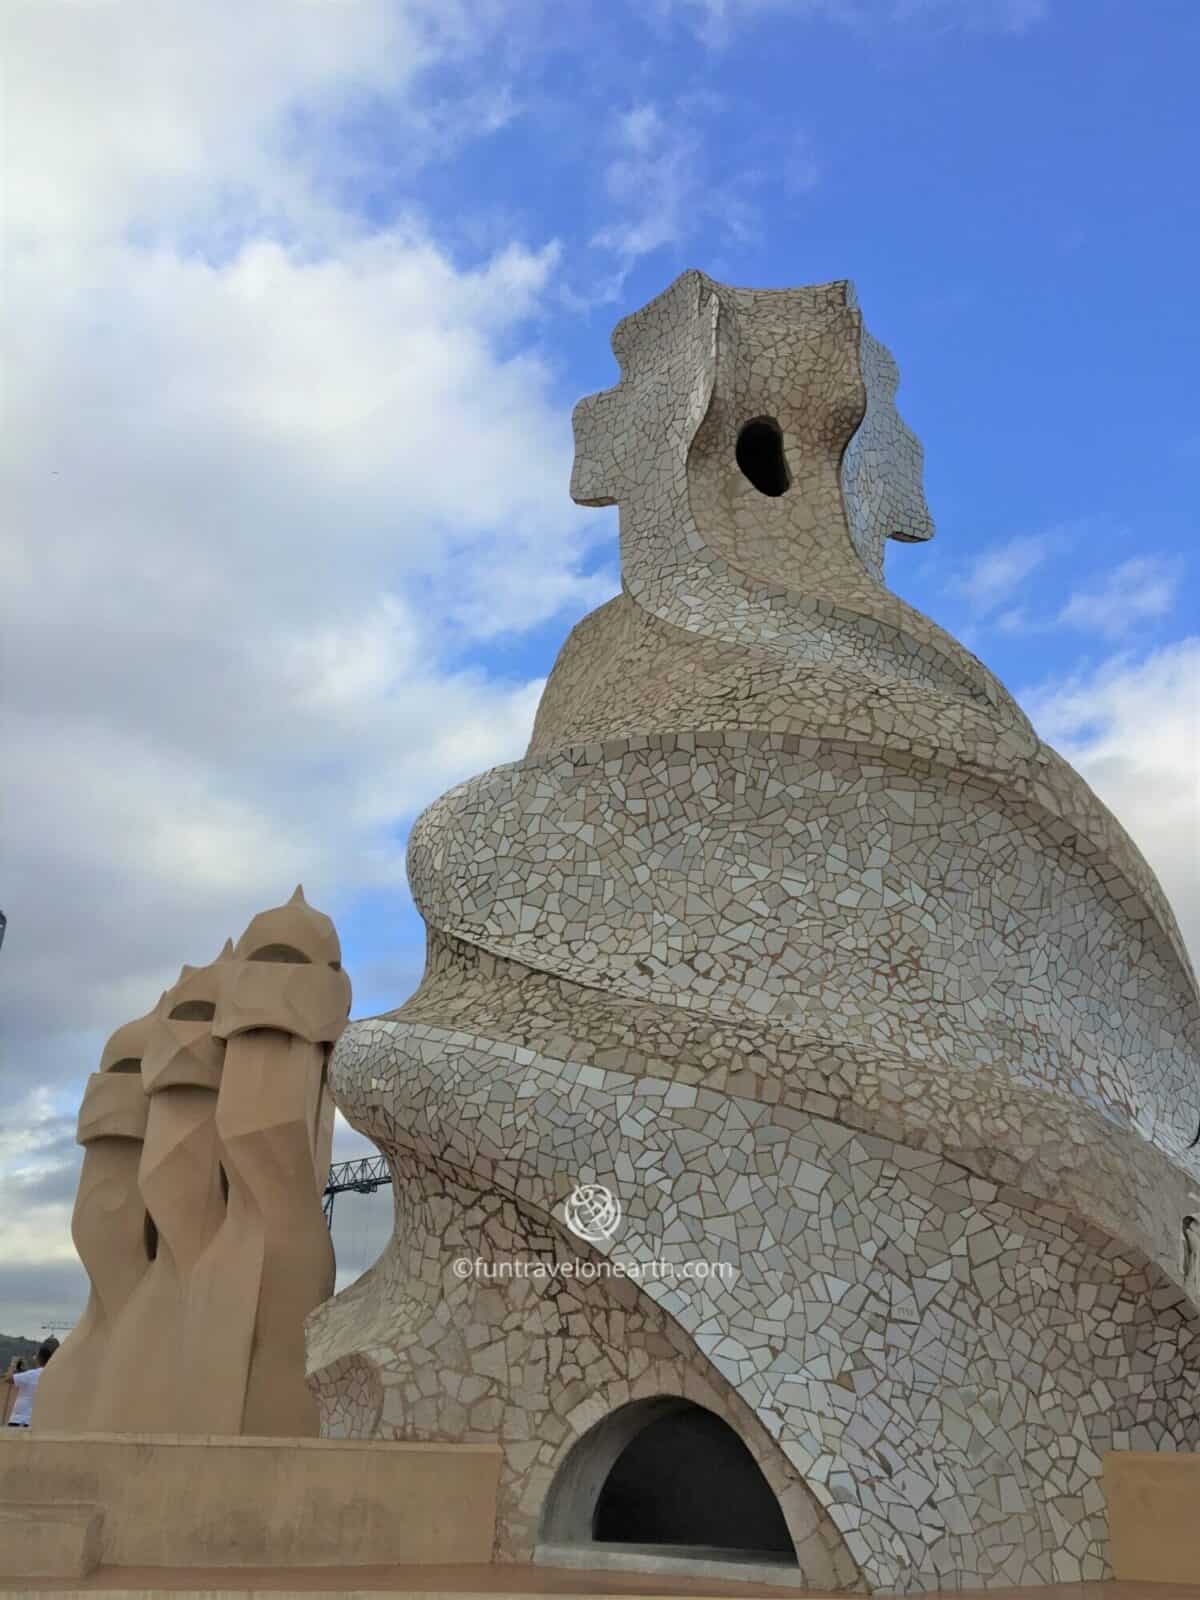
[322,1155,391,1226]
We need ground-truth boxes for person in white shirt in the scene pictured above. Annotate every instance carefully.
[3,1340,59,1427]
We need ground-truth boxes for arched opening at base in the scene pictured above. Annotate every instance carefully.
[539,1396,798,1575]
[595,1402,794,1553]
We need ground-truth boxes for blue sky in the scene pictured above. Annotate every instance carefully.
[2,0,1197,1333]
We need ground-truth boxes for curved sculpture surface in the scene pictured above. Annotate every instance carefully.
[311,273,1200,1590]
[36,888,349,1437]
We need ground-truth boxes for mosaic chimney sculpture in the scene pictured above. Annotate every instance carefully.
[36,889,350,1437]
[315,272,1200,1590]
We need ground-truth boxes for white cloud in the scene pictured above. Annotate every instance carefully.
[2,222,610,1057]
[0,1098,393,1333]
[591,104,706,262]
[589,98,769,278]
[1024,639,1200,965]
[2,3,617,1104]
[994,606,1031,634]
[1058,557,1180,639]
[3,3,612,1329]
[952,536,1181,642]
[655,0,1047,48]
[4,0,546,255]
[7,1,424,249]
[0,1089,86,1334]
[954,532,1052,613]
[786,133,823,196]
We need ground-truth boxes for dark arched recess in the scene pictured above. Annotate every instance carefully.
[540,1395,798,1566]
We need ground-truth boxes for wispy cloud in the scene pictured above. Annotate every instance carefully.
[954,532,1054,614]
[1058,557,1180,639]
[591,104,704,261]
[951,530,1181,643]
[892,0,1048,35]
[588,97,790,285]
[785,132,823,195]
[655,0,1048,49]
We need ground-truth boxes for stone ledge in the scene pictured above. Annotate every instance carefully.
[0,1436,500,1570]
[1104,1449,1200,1583]
[0,1501,102,1579]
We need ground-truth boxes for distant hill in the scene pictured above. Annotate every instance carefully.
[0,1333,42,1369]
